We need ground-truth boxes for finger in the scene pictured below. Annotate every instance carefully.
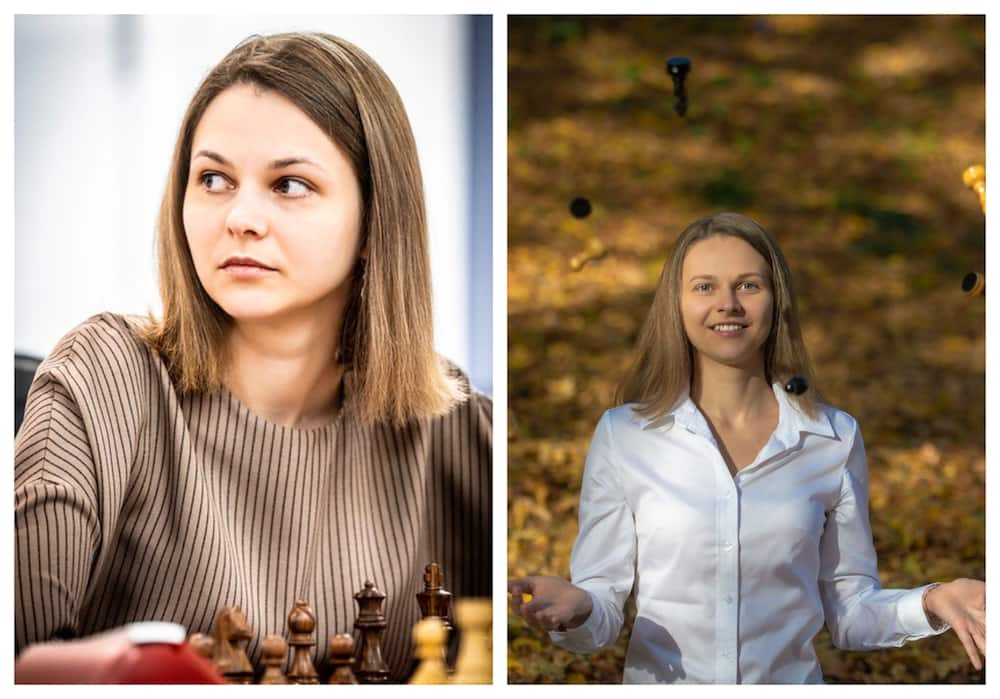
[971,627,986,657]
[955,628,983,671]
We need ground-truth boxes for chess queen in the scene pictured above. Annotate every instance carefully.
[15,32,491,682]
[508,212,985,683]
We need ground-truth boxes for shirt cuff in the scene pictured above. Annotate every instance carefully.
[898,584,951,637]
[548,590,602,652]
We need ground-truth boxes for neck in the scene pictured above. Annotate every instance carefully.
[223,308,346,430]
[689,353,774,426]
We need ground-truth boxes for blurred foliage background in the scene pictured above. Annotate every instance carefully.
[507,15,985,684]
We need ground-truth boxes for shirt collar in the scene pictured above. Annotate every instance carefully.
[635,381,836,448]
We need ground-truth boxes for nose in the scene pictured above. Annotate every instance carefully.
[718,288,744,314]
[225,188,269,238]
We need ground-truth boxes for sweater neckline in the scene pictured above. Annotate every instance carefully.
[216,369,355,437]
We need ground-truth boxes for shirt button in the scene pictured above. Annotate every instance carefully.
[725,595,734,604]
[723,542,733,551]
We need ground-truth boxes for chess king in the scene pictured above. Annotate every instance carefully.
[14,29,492,683]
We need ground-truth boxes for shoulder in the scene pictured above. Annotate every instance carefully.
[33,312,156,410]
[815,400,861,444]
[437,355,492,416]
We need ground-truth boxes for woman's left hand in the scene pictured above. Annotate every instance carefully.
[924,578,986,671]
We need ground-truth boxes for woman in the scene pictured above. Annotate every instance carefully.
[508,212,984,683]
[15,32,491,682]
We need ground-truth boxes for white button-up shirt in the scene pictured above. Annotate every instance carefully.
[549,382,947,683]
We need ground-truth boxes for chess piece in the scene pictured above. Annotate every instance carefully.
[417,562,454,667]
[259,634,288,684]
[327,634,359,684]
[354,580,391,683]
[963,164,985,214]
[962,272,985,297]
[210,606,254,684]
[187,632,215,662]
[450,599,491,684]
[409,618,449,684]
[286,599,320,684]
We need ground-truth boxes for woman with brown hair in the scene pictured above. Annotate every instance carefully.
[15,32,491,682]
[509,212,984,683]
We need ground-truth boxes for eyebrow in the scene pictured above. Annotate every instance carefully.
[192,149,327,174]
[688,272,767,282]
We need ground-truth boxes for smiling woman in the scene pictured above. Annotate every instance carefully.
[15,31,491,684]
[508,212,985,684]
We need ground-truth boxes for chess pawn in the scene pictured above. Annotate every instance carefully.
[327,633,359,684]
[450,599,492,684]
[187,632,215,662]
[286,599,320,684]
[259,634,288,685]
[409,618,449,685]
[354,579,391,683]
[210,605,254,684]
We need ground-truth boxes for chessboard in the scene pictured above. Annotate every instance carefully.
[187,562,491,684]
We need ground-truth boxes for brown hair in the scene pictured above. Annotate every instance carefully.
[135,32,464,425]
[616,212,823,420]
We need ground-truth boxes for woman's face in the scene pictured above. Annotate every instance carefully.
[679,234,774,373]
[183,83,363,326]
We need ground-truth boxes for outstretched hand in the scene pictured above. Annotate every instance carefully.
[925,578,986,671]
[508,575,593,632]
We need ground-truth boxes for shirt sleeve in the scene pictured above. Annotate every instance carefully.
[818,423,950,650]
[15,315,146,653]
[549,410,636,653]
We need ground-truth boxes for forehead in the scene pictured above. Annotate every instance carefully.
[682,234,769,275]
[190,83,343,167]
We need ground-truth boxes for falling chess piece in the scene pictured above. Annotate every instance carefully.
[210,606,254,684]
[286,599,320,684]
[259,634,288,685]
[784,376,809,396]
[963,164,985,215]
[450,599,492,684]
[354,580,391,683]
[327,634,359,684]
[666,56,691,117]
[569,237,607,271]
[409,618,449,685]
[962,272,985,297]
[187,632,215,662]
[569,196,592,219]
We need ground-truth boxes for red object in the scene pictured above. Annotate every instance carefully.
[16,626,225,684]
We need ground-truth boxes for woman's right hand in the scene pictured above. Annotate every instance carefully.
[508,576,593,632]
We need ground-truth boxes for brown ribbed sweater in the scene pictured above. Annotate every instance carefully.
[14,312,492,682]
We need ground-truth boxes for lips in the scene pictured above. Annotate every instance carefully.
[221,256,275,270]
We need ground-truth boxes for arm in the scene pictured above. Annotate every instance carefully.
[818,424,949,651]
[546,411,637,653]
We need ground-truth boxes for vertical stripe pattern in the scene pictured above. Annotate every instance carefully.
[14,312,492,682]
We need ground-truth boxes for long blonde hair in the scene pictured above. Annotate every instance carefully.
[135,32,464,425]
[617,212,822,420]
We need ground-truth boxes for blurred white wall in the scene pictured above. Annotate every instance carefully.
[15,15,489,391]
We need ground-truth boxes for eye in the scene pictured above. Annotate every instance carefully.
[275,177,313,197]
[693,282,713,292]
[198,172,231,192]
[738,280,760,290]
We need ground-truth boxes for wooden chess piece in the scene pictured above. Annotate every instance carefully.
[354,579,391,683]
[187,632,215,662]
[409,618,449,684]
[286,599,320,684]
[450,599,492,684]
[210,606,254,684]
[963,164,986,215]
[327,633,359,684]
[259,634,288,685]
[417,562,454,667]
